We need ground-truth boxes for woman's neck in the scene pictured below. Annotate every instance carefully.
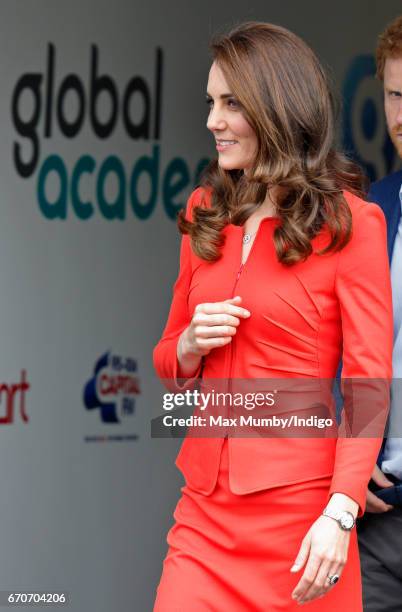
[257,185,283,218]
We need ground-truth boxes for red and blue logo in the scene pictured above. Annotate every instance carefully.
[84,351,140,424]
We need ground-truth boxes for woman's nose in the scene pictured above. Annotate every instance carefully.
[207,106,227,132]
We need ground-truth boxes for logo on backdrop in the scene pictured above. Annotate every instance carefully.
[342,54,399,182]
[0,370,30,425]
[83,351,140,432]
[11,44,209,221]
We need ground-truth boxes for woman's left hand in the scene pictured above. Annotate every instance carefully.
[290,515,350,604]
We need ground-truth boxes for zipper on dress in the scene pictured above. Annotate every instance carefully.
[227,221,265,418]
[227,255,247,419]
[226,261,244,435]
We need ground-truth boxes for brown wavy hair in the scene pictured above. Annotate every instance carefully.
[376,15,402,80]
[177,21,367,266]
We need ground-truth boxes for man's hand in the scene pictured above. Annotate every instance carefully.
[365,464,394,513]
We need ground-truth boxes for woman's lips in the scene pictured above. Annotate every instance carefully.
[216,140,238,151]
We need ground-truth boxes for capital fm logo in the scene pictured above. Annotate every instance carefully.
[0,370,30,425]
[83,351,140,442]
[342,54,399,182]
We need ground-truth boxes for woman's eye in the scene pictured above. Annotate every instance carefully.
[205,97,239,109]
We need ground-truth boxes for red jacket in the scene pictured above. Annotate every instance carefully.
[153,187,393,515]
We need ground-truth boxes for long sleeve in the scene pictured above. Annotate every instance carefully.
[328,200,393,516]
[153,188,203,391]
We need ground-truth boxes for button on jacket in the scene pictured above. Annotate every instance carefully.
[153,187,393,515]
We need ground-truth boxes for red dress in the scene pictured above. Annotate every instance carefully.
[153,188,393,610]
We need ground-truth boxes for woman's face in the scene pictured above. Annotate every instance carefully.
[206,62,258,171]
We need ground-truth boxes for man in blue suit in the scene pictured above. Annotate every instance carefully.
[357,15,402,612]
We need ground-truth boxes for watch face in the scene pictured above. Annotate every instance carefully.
[340,513,354,530]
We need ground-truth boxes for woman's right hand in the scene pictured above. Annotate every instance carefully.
[177,296,251,377]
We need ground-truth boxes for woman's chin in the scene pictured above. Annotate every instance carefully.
[217,158,243,171]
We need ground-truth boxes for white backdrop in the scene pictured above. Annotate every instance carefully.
[0,1,400,610]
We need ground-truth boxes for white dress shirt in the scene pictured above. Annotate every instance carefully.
[382,182,402,480]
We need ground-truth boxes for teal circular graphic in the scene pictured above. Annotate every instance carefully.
[342,54,396,182]
[361,98,377,140]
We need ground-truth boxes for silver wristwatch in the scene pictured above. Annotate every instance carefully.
[322,508,356,531]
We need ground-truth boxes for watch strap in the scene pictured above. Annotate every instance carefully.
[322,508,355,530]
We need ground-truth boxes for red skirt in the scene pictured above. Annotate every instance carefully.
[154,438,362,611]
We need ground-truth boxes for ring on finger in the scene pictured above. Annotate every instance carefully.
[327,573,340,586]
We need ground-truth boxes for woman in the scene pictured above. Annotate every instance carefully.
[153,22,393,610]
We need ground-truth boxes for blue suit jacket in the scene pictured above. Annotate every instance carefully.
[368,169,402,466]
[368,170,402,263]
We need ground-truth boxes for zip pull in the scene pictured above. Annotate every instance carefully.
[231,263,244,296]
[236,263,244,280]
